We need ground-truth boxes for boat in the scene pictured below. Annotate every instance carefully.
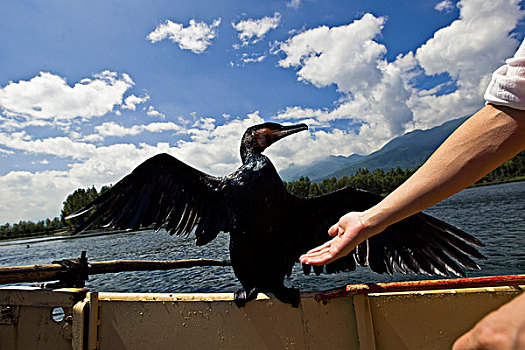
[1,271,524,350]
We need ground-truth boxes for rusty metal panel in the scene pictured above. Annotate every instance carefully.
[1,285,521,350]
[362,286,523,350]
[300,294,359,349]
[95,292,359,350]
[0,287,87,350]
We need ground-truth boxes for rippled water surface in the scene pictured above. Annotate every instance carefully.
[1,182,523,293]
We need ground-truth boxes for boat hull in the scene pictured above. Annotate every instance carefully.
[1,276,523,349]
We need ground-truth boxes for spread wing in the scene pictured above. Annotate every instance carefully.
[294,187,485,277]
[66,153,229,246]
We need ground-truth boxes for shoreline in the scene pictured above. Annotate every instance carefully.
[1,178,523,245]
[470,176,525,188]
[0,228,152,247]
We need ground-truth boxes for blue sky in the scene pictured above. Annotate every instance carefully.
[0,0,524,223]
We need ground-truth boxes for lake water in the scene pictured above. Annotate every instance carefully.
[1,181,524,293]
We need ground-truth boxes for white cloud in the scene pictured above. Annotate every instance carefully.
[0,112,264,221]
[0,148,14,155]
[0,71,134,121]
[232,13,281,46]
[274,14,415,139]
[274,104,404,157]
[270,0,525,163]
[0,132,97,159]
[418,0,521,82]
[147,18,221,54]
[94,121,181,138]
[2,0,524,224]
[146,105,165,118]
[0,142,175,222]
[277,13,386,93]
[230,53,267,67]
[0,113,268,222]
[267,128,364,169]
[287,0,301,9]
[412,0,524,128]
[122,94,150,110]
[435,0,455,12]
[0,116,53,131]
[275,105,330,121]
[0,170,79,223]
[275,0,524,135]
[192,117,216,131]
[175,112,265,174]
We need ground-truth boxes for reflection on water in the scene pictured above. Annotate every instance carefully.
[1,182,524,293]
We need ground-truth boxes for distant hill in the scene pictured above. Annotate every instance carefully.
[280,153,364,181]
[280,116,469,182]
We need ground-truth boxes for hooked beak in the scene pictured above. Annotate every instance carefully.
[268,123,308,144]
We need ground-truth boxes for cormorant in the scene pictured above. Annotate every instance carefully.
[67,122,485,307]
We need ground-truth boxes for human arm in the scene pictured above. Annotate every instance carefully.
[300,104,525,265]
[452,291,525,349]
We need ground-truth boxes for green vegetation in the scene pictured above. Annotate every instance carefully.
[0,217,62,240]
[474,150,525,186]
[285,150,525,198]
[284,167,417,198]
[1,151,524,241]
[60,185,111,230]
[0,185,111,241]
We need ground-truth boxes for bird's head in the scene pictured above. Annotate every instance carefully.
[240,122,308,163]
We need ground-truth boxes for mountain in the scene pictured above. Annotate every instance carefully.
[280,153,365,181]
[280,115,469,182]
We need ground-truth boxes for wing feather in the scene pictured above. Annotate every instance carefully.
[66,153,229,245]
[294,186,485,277]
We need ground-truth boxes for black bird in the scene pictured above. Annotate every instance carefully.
[67,122,485,307]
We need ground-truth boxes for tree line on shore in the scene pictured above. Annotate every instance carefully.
[1,150,524,240]
[0,185,110,240]
[285,150,525,198]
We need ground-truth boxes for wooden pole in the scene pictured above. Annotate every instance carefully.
[0,258,231,284]
[89,258,232,274]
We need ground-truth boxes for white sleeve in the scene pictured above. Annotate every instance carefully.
[484,39,525,110]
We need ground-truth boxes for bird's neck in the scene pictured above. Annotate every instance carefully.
[241,147,265,165]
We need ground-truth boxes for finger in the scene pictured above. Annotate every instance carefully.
[328,225,345,237]
[300,246,332,263]
[300,246,330,262]
[328,223,340,237]
[304,252,336,265]
[304,241,331,255]
[452,332,478,350]
[306,241,347,264]
[305,246,331,258]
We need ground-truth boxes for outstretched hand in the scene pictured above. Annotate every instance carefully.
[299,212,371,265]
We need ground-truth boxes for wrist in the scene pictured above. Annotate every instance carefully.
[360,206,391,238]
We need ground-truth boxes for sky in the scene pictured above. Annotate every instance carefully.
[0,0,524,224]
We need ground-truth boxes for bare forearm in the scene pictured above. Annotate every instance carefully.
[300,104,525,266]
[362,104,525,236]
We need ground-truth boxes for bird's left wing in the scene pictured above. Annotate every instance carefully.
[294,187,485,277]
[66,153,229,246]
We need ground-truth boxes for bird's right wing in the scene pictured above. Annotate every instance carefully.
[296,187,485,277]
[66,153,229,246]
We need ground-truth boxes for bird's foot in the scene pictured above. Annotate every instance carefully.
[273,287,301,308]
[234,287,259,307]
